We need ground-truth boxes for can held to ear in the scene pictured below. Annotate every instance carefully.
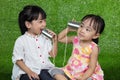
[68,21,80,29]
[42,29,53,39]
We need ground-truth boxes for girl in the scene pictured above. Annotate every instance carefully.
[12,5,67,80]
[58,14,105,80]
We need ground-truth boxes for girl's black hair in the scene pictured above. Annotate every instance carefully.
[81,14,105,44]
[18,5,46,35]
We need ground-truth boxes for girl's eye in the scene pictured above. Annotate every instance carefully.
[80,25,83,27]
[86,28,91,31]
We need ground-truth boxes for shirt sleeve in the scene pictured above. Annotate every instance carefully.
[46,39,52,57]
[12,37,25,64]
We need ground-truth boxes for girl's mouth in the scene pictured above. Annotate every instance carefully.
[79,33,84,37]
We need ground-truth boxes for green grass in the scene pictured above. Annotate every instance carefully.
[0,0,120,80]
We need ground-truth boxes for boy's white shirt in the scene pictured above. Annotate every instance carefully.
[12,32,54,80]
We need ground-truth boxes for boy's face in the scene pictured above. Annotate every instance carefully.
[26,14,46,35]
[77,19,99,41]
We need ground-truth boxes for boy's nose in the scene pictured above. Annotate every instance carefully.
[42,21,46,28]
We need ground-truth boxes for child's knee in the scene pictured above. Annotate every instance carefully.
[54,74,68,80]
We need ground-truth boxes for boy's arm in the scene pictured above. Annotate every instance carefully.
[13,38,39,80]
[49,34,58,58]
[58,27,75,43]
[16,60,39,80]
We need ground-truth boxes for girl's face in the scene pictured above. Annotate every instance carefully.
[26,14,46,35]
[77,19,99,42]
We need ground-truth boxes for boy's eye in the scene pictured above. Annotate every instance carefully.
[39,19,46,23]
[44,19,46,22]
[39,21,42,23]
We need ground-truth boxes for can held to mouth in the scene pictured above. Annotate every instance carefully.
[42,29,53,39]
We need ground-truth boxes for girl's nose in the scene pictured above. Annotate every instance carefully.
[81,27,85,31]
[79,27,85,33]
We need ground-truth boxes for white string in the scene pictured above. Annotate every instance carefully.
[52,36,56,65]
[51,27,68,66]
[62,28,68,66]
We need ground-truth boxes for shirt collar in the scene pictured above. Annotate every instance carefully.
[25,32,41,38]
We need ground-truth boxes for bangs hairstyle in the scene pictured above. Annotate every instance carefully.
[19,5,46,34]
[81,14,105,34]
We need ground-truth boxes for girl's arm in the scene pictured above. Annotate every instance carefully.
[58,27,76,43]
[16,60,39,80]
[80,46,99,80]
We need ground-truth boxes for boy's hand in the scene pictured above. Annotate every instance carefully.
[47,29,58,58]
[46,29,57,42]
[27,71,40,80]
[16,60,40,80]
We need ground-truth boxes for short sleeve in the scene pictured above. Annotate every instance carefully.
[12,37,25,63]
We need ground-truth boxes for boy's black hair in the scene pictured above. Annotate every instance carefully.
[18,5,46,35]
[81,14,105,44]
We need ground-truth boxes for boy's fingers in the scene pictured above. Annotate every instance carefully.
[36,75,40,80]
[28,75,32,80]
[72,18,76,22]
[72,18,75,21]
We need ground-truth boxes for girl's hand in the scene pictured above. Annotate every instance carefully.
[27,71,40,80]
[74,75,85,80]
[67,18,79,32]
[75,77,88,80]
[67,26,78,32]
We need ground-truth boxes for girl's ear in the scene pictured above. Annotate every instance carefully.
[93,33,100,39]
[25,21,31,29]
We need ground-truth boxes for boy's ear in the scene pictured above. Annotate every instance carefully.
[25,21,31,28]
[93,33,100,39]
